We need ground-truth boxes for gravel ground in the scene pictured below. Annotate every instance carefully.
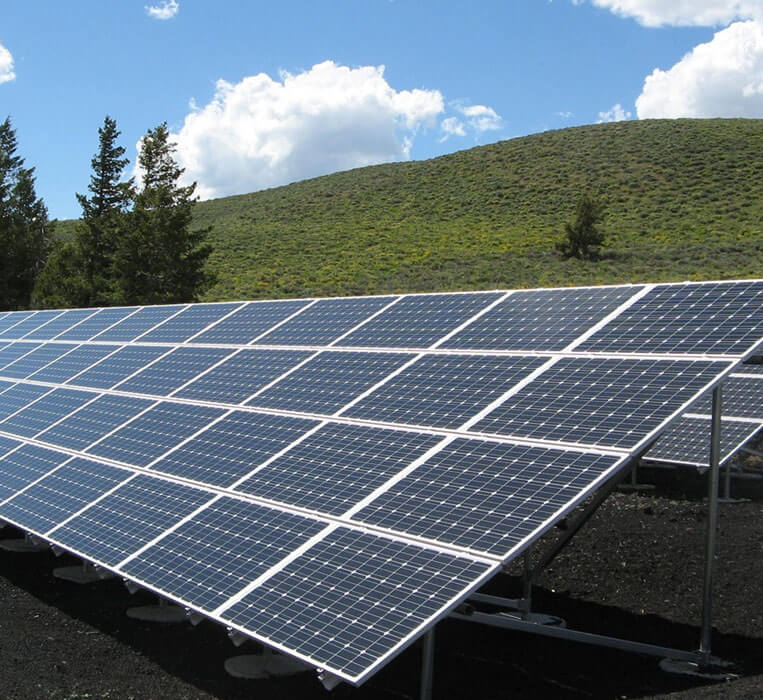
[1,472,761,700]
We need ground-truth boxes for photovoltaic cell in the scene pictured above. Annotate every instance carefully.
[0,435,20,458]
[0,342,41,369]
[50,475,214,566]
[56,306,137,341]
[647,416,762,467]
[344,355,547,428]
[23,308,99,340]
[580,281,763,356]
[0,384,52,421]
[87,402,225,466]
[235,423,441,515]
[443,286,641,350]
[738,361,763,375]
[0,311,34,335]
[255,296,396,346]
[138,303,243,343]
[354,440,621,557]
[122,497,326,610]
[38,394,154,451]
[0,388,96,438]
[150,411,318,487]
[472,357,731,449]
[175,349,311,404]
[191,300,312,345]
[248,351,411,415]
[688,375,763,419]
[0,343,76,378]
[69,345,170,389]
[338,292,504,348]
[0,457,131,534]
[29,344,119,384]
[93,305,186,342]
[115,346,233,396]
[0,444,70,502]
[0,310,62,339]
[221,527,493,681]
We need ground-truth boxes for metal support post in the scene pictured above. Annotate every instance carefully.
[420,626,435,700]
[521,548,533,618]
[699,384,722,665]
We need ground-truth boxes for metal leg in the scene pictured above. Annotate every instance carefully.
[420,627,435,700]
[699,385,722,665]
[521,548,533,619]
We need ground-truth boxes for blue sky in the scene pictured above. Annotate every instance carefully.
[1,1,762,220]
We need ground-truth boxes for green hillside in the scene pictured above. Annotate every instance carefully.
[60,118,763,301]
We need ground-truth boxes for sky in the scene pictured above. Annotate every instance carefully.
[1,0,762,220]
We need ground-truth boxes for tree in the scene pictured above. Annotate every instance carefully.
[75,115,133,305]
[557,193,606,260]
[114,123,213,304]
[0,117,54,309]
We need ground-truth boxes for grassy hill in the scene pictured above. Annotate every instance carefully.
[60,118,763,301]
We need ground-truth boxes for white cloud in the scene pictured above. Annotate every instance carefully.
[0,38,15,84]
[582,0,763,27]
[440,117,466,138]
[636,21,763,118]
[597,103,632,122]
[146,0,179,20]
[440,103,503,141]
[170,61,444,200]
[556,110,574,118]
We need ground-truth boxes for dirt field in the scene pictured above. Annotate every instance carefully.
[1,469,762,700]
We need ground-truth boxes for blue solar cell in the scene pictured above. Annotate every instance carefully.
[0,384,53,421]
[354,439,621,556]
[255,296,397,346]
[220,527,492,681]
[56,307,137,341]
[343,355,547,428]
[235,423,441,515]
[87,402,225,466]
[69,345,170,389]
[0,343,77,378]
[0,457,131,534]
[472,357,732,449]
[23,308,100,340]
[0,435,20,457]
[115,346,233,396]
[38,394,154,451]
[580,281,763,356]
[191,299,313,344]
[248,351,411,415]
[29,344,119,384]
[0,311,35,336]
[338,292,504,348]
[93,305,186,342]
[150,411,318,487]
[0,342,41,369]
[50,474,214,566]
[0,388,95,438]
[0,310,63,339]
[0,379,14,394]
[175,348,311,404]
[0,444,69,502]
[122,497,326,610]
[138,302,244,343]
[443,286,642,350]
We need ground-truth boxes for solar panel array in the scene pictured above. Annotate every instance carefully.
[646,360,763,468]
[0,280,761,685]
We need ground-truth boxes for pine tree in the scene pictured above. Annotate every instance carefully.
[115,123,213,304]
[75,115,133,305]
[556,193,606,260]
[0,117,53,309]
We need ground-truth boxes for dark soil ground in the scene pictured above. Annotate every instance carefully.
[1,457,762,700]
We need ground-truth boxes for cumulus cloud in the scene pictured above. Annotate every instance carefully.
[636,21,763,118]
[582,0,762,27]
[597,103,632,122]
[171,61,445,200]
[0,38,15,84]
[146,0,179,20]
[439,103,503,141]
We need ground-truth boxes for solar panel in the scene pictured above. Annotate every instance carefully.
[0,279,759,687]
[688,375,763,419]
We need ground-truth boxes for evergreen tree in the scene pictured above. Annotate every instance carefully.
[114,123,213,304]
[0,117,53,309]
[556,193,606,260]
[75,115,133,305]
